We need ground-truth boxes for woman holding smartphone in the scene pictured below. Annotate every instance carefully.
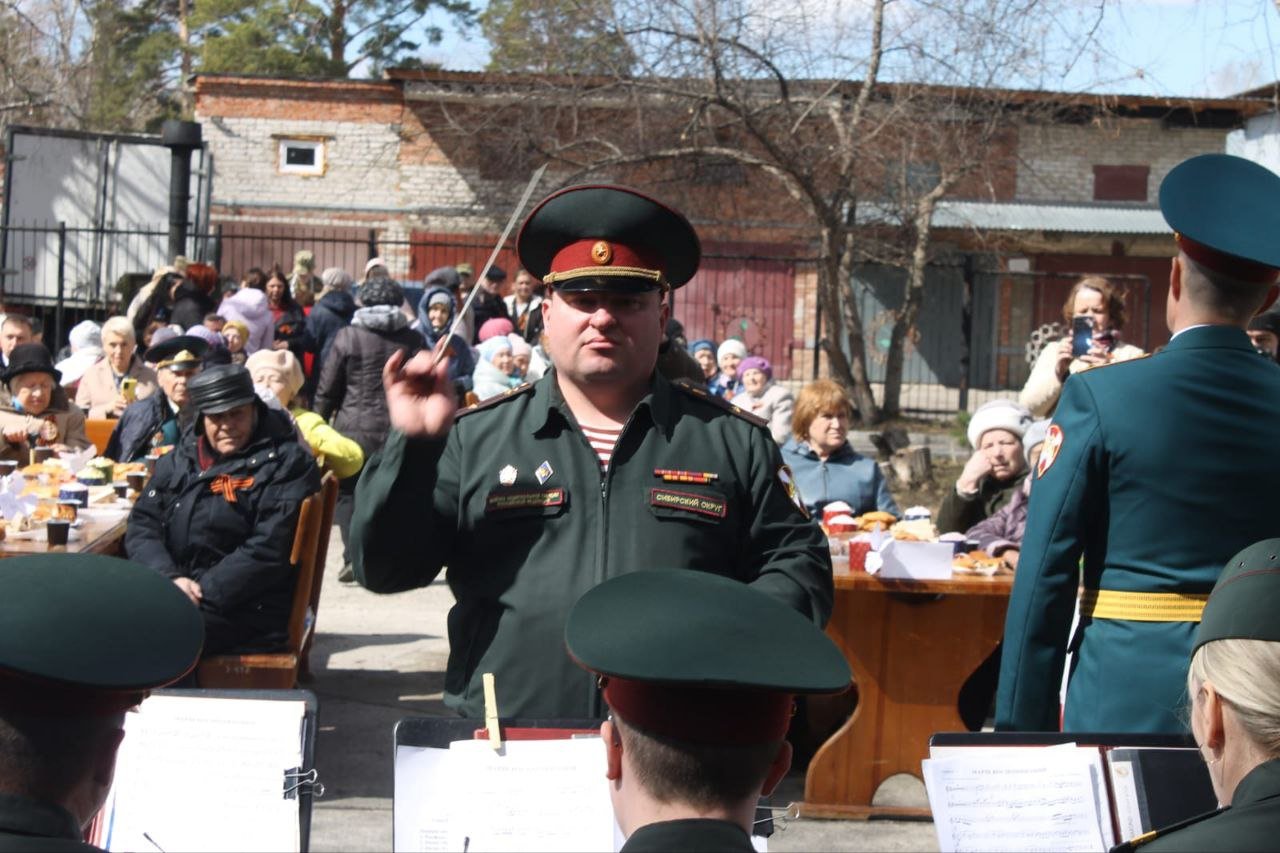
[1019,276,1145,417]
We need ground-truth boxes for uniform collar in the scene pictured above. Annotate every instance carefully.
[1162,325,1256,353]
[1229,757,1280,809]
[532,369,670,437]
[0,792,83,842]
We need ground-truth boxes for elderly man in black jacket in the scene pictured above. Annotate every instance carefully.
[125,364,320,655]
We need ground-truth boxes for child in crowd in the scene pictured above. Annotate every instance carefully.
[730,356,794,444]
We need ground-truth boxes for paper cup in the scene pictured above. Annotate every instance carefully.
[46,519,70,546]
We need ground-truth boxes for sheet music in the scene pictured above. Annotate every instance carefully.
[394,737,617,852]
[923,749,1114,852]
[104,694,305,852]
[393,746,456,852]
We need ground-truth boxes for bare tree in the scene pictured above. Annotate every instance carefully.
[422,0,1099,421]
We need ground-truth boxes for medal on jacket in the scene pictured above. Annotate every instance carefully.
[535,461,554,484]
[38,417,58,445]
[499,465,517,486]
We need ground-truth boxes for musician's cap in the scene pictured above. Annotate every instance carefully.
[1160,154,1280,284]
[517,185,701,293]
[565,570,850,745]
[147,334,209,371]
[188,363,257,415]
[0,555,202,716]
[1195,538,1280,651]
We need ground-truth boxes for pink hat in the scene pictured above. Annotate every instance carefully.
[478,318,515,341]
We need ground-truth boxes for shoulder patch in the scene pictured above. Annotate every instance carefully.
[672,379,769,428]
[454,383,535,420]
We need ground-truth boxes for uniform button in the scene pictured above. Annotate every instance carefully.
[250,458,257,465]
[268,451,275,459]
[147,489,156,497]
[174,501,180,508]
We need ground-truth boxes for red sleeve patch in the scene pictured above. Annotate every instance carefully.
[1037,424,1064,478]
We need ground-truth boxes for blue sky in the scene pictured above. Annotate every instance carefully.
[417,0,1280,97]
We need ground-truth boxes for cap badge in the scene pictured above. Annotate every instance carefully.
[591,241,613,265]
[535,461,554,485]
[499,465,518,486]
[1037,424,1064,478]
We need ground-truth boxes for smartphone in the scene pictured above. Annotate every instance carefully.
[120,377,138,403]
[1071,316,1094,358]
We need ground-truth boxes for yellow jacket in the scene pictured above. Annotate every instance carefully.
[290,408,364,479]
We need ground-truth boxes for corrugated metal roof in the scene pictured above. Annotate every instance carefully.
[932,201,1171,234]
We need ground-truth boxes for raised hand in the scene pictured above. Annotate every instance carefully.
[382,345,458,439]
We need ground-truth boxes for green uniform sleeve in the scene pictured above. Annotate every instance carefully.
[995,376,1104,731]
[351,429,455,593]
[744,427,834,626]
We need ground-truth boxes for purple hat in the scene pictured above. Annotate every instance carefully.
[738,355,772,381]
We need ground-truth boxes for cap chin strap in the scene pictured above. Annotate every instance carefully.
[544,266,667,287]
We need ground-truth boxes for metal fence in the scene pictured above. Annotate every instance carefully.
[0,220,1153,417]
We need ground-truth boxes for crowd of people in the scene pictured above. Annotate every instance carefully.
[6,154,1280,852]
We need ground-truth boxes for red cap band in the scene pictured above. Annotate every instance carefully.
[603,677,793,745]
[1176,234,1280,285]
[547,239,665,284]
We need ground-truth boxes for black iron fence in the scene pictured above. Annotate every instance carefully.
[0,220,1155,416]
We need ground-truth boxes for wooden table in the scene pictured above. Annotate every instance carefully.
[0,508,130,557]
[801,570,1014,819]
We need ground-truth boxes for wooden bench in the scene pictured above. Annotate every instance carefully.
[197,470,339,689]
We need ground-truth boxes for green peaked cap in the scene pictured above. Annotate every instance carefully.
[565,569,849,693]
[0,554,203,712]
[1195,538,1280,652]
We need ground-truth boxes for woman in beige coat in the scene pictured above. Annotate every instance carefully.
[0,344,90,463]
[75,316,158,418]
[1019,276,1145,417]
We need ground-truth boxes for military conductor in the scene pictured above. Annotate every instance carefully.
[996,154,1280,733]
[352,184,832,719]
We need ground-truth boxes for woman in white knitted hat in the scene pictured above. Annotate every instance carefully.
[937,399,1033,534]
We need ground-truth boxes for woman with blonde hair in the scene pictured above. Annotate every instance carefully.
[74,316,158,418]
[1117,538,1280,851]
[780,379,897,518]
[1019,276,1145,417]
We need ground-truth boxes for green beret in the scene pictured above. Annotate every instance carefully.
[1160,154,1280,282]
[1194,538,1280,652]
[517,185,701,293]
[0,555,203,715]
[565,570,850,744]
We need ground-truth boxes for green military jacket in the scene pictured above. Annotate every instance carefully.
[997,326,1280,733]
[352,370,833,719]
[1114,759,1280,852]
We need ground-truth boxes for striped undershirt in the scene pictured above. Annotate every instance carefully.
[579,424,623,471]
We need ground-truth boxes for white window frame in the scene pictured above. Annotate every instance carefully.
[277,138,326,176]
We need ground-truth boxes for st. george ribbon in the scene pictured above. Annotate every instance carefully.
[428,163,548,371]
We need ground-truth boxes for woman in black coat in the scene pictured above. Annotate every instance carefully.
[266,267,310,366]
[314,276,421,578]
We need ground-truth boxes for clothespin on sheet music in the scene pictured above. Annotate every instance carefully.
[483,672,501,750]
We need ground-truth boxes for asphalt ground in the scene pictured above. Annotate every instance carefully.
[306,529,940,852]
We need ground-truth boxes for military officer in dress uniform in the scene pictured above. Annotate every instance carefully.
[0,554,202,851]
[352,184,833,720]
[996,153,1280,733]
[564,570,850,852]
[1112,539,1280,852]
